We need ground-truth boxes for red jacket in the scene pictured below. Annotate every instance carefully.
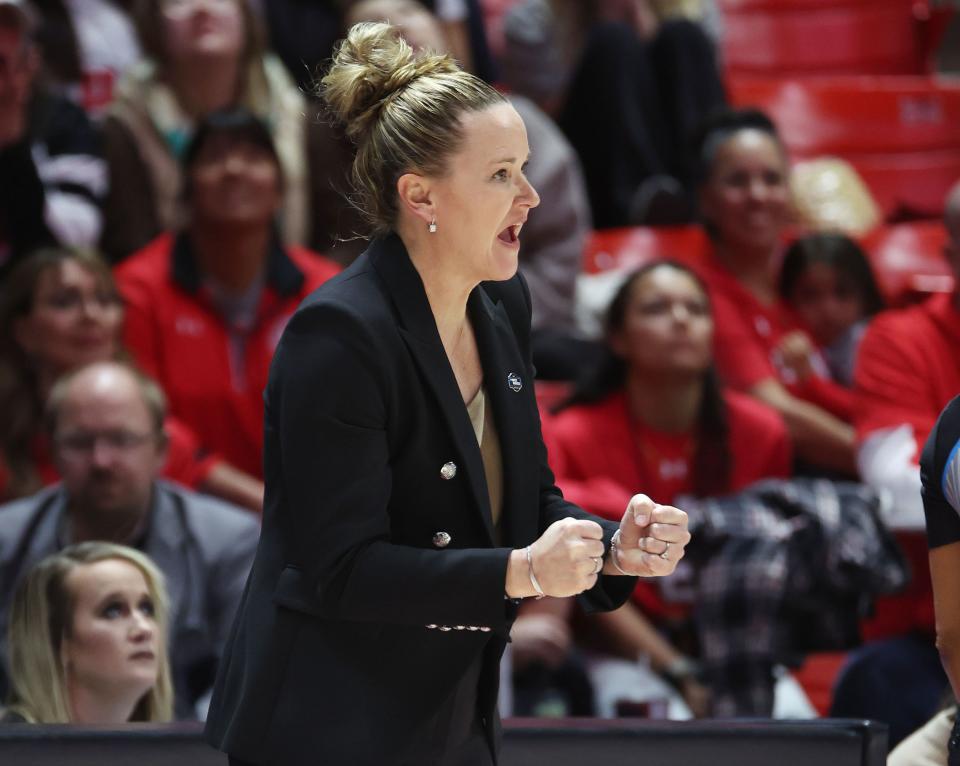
[700,257,854,421]
[116,232,340,478]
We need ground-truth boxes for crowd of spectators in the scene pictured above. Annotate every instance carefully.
[0,0,958,757]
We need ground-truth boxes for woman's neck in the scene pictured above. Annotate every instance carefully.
[713,239,779,305]
[166,57,241,119]
[67,682,143,725]
[189,224,270,295]
[400,227,476,352]
[625,370,703,434]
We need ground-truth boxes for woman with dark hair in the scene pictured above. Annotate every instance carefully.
[694,107,858,475]
[779,232,885,388]
[547,261,791,715]
[115,108,340,484]
[0,246,263,510]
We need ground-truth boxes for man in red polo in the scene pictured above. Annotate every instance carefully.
[116,110,339,481]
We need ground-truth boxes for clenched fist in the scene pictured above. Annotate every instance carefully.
[505,517,606,599]
[608,494,690,578]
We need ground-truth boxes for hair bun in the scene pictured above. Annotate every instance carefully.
[321,22,458,144]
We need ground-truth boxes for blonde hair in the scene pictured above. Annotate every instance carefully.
[320,21,505,235]
[6,542,175,723]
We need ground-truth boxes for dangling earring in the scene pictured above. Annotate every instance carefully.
[428,219,437,234]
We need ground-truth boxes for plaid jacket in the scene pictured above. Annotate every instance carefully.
[684,479,909,716]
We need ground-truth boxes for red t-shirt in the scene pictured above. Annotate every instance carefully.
[0,416,219,502]
[115,233,340,478]
[700,258,854,421]
[545,388,792,620]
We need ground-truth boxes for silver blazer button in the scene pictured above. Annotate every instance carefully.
[440,461,457,480]
[433,531,452,548]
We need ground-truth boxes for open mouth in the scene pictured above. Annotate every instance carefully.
[497,223,522,245]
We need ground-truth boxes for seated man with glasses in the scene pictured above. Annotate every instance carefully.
[0,360,260,719]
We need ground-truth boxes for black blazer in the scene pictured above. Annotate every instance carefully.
[204,235,634,765]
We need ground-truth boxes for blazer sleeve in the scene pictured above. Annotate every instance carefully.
[270,299,518,637]
[497,273,637,613]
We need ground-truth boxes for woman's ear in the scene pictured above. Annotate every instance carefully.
[396,173,435,228]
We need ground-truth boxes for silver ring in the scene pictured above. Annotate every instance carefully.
[593,556,603,574]
[659,542,671,561]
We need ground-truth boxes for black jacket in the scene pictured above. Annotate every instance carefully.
[204,234,633,765]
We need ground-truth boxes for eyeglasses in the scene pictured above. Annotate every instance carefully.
[56,430,156,458]
[160,0,236,19]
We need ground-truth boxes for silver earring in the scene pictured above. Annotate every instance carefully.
[428,219,437,234]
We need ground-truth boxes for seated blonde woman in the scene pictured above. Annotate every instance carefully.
[1,542,173,723]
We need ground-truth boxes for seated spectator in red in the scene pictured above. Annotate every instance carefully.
[546,261,791,715]
[1,542,173,724]
[0,361,260,718]
[779,233,885,388]
[0,0,106,278]
[100,0,358,262]
[694,108,857,475]
[0,246,263,511]
[115,109,340,480]
[854,180,960,531]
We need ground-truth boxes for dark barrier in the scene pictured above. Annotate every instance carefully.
[0,718,887,766]
[500,718,889,766]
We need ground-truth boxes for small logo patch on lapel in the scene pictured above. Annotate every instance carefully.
[507,372,523,392]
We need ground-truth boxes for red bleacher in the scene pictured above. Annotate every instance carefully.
[861,220,952,303]
[583,222,951,307]
[729,76,960,219]
[582,226,710,275]
[719,0,952,77]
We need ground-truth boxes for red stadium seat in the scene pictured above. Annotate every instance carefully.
[860,220,952,305]
[730,76,960,219]
[582,226,710,274]
[719,0,952,76]
[582,222,951,307]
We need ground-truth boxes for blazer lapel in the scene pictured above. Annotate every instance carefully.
[370,236,496,543]
[469,286,538,548]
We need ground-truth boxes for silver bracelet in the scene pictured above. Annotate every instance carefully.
[608,530,630,576]
[525,545,545,599]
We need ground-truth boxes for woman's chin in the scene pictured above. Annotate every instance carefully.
[486,245,520,282]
